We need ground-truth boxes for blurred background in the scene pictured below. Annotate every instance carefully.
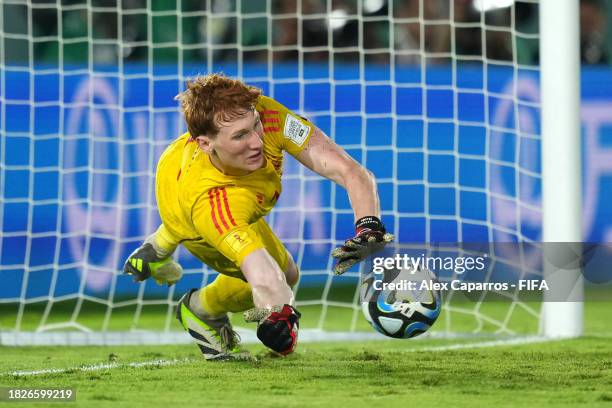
[2,0,612,66]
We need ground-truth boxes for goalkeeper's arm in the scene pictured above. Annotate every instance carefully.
[297,128,380,221]
[296,128,393,274]
[241,248,294,309]
[241,249,300,355]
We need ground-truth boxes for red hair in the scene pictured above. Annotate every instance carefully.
[176,73,262,139]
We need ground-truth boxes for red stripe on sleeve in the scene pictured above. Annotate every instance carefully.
[220,187,237,227]
[215,188,230,230]
[261,110,279,115]
[264,127,280,132]
[262,117,280,123]
[208,189,223,234]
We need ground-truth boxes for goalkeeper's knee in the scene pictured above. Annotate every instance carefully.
[244,304,301,355]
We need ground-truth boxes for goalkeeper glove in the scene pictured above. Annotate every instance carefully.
[331,216,394,275]
[243,304,301,355]
[124,236,183,286]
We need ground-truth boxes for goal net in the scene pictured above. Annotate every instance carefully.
[0,0,579,345]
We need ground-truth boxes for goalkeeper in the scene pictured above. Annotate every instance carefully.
[124,74,392,360]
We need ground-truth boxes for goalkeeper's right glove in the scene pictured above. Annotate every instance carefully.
[123,237,183,286]
[331,216,394,275]
[243,304,301,355]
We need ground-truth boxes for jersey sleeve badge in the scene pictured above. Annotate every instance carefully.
[283,114,310,147]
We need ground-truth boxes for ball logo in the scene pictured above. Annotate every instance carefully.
[394,301,417,319]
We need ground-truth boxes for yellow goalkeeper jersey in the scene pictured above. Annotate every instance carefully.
[155,95,315,271]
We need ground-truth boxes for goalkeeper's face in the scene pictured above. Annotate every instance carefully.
[197,109,265,176]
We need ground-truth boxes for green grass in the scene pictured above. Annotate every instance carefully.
[0,302,611,407]
[1,337,612,407]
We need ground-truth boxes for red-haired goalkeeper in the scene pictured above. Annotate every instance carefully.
[124,74,393,360]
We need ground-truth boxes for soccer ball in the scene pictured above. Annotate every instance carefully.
[361,264,441,339]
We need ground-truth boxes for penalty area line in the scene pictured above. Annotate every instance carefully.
[2,357,196,377]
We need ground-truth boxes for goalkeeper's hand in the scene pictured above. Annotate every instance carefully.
[123,241,183,286]
[331,216,394,275]
[243,304,301,355]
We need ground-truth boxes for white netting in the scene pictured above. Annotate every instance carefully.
[0,0,550,345]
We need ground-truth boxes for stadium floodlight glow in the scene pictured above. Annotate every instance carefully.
[363,0,386,14]
[328,9,349,30]
[473,0,515,12]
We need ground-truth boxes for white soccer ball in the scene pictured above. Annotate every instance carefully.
[361,264,441,339]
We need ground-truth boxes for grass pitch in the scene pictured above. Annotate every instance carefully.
[1,337,612,408]
[1,302,611,408]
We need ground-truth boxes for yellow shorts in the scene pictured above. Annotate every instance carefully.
[182,218,288,280]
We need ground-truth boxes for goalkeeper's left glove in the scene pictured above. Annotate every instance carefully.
[331,216,394,275]
[123,236,183,286]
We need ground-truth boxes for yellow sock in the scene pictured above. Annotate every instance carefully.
[199,274,254,316]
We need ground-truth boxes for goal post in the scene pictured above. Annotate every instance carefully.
[539,0,583,338]
[0,0,584,345]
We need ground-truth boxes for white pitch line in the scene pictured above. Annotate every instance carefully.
[402,336,553,352]
[2,336,556,377]
[4,358,195,377]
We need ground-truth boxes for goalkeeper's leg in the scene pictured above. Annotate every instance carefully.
[124,225,183,286]
[176,274,253,360]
